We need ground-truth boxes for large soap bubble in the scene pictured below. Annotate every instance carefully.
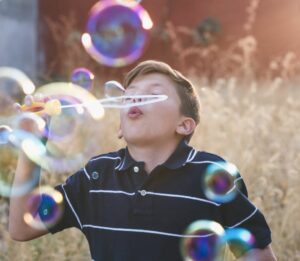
[0,126,45,197]
[82,0,153,67]
[28,82,104,173]
[0,67,35,118]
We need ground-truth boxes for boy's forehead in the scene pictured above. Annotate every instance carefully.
[127,73,174,89]
[127,82,163,90]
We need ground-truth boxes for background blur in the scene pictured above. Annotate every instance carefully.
[0,0,300,260]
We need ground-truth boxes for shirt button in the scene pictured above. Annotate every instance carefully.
[92,171,99,180]
[140,190,147,196]
[133,166,139,173]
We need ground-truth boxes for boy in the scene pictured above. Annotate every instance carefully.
[9,60,276,260]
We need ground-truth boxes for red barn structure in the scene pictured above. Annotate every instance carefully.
[39,0,300,79]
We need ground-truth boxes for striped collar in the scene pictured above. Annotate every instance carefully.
[115,139,196,172]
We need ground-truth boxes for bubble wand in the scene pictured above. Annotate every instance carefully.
[20,95,168,116]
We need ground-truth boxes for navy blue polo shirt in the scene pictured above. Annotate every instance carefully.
[49,140,271,260]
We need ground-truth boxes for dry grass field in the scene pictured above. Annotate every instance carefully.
[0,77,299,260]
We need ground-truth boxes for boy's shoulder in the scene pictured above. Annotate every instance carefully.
[89,148,125,162]
[85,148,126,170]
[189,149,227,164]
[89,149,124,161]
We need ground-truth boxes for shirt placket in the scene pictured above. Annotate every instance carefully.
[130,163,154,216]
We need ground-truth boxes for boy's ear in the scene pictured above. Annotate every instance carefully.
[176,117,196,137]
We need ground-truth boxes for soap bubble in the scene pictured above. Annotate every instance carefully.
[0,67,35,118]
[26,82,104,173]
[36,82,104,120]
[24,186,64,230]
[202,161,240,203]
[181,220,225,261]
[0,67,35,95]
[0,126,44,197]
[82,0,153,67]
[70,68,95,90]
[217,228,255,259]
[104,80,125,97]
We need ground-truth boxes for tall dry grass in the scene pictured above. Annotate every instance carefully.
[192,79,300,260]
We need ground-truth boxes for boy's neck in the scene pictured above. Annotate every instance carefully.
[127,139,181,174]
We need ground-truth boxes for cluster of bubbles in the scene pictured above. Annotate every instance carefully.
[0,65,167,230]
[179,160,256,260]
[0,0,154,200]
[0,66,167,198]
[1,0,155,209]
[181,220,255,261]
[82,0,152,67]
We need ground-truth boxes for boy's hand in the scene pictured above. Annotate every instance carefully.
[14,94,51,143]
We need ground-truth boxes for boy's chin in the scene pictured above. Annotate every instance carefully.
[123,135,156,146]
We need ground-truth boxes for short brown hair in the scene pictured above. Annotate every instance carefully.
[123,60,200,142]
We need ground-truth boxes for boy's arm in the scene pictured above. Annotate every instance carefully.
[236,244,277,261]
[8,151,49,241]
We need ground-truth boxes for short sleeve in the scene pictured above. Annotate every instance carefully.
[220,177,272,249]
[48,168,89,234]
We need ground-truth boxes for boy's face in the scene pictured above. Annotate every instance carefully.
[120,73,184,146]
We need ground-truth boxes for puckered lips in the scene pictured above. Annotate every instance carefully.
[128,106,143,119]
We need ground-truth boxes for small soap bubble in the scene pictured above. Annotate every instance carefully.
[181,220,225,261]
[217,228,255,259]
[71,68,95,90]
[202,161,239,203]
[104,80,125,97]
[23,186,64,230]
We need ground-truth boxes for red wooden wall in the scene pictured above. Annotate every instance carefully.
[39,0,300,76]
